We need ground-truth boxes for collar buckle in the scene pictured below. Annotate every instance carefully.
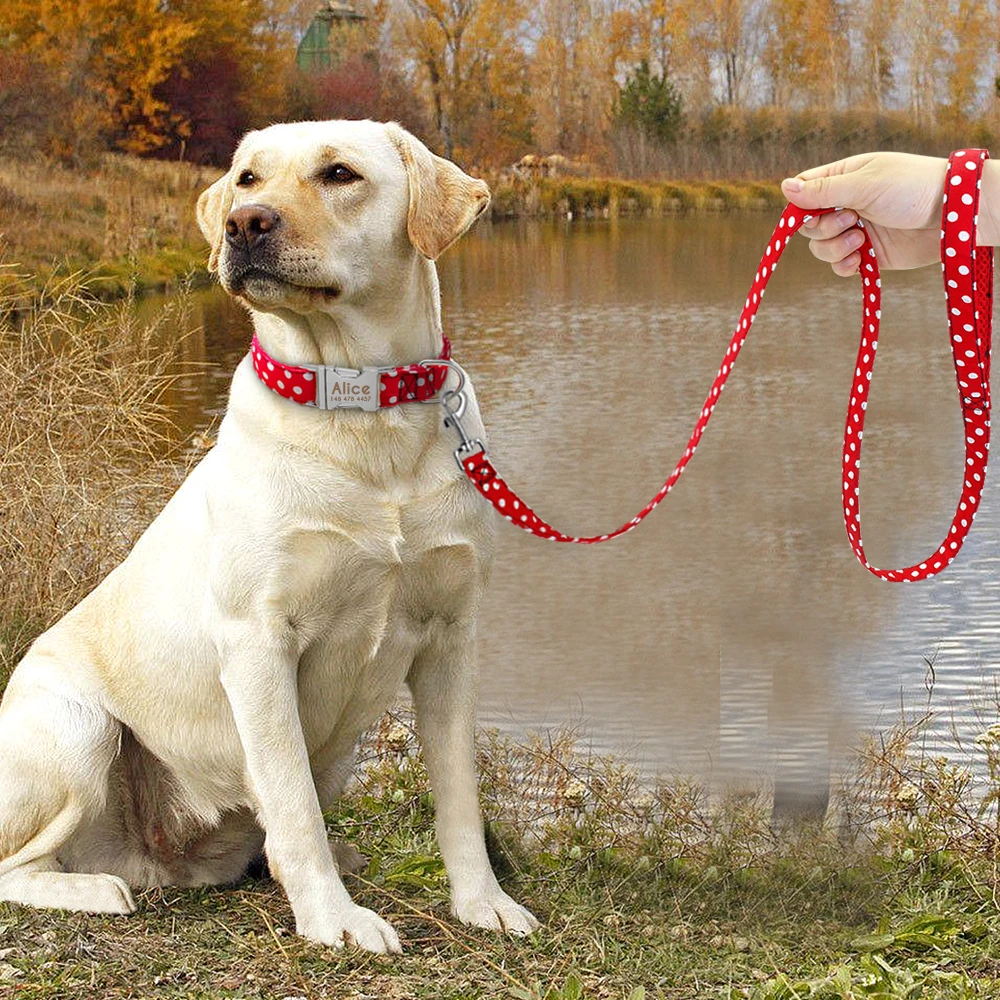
[306,364,382,411]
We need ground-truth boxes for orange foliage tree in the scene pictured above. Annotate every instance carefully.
[155,0,292,162]
[942,0,996,124]
[2,0,999,171]
[0,0,195,156]
[398,0,533,164]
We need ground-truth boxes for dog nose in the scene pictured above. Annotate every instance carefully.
[225,204,280,250]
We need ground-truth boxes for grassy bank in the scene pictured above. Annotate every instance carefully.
[1,708,1000,998]
[0,155,218,297]
[0,154,787,297]
[489,177,785,220]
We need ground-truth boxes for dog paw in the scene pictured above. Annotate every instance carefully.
[454,891,540,936]
[98,874,137,915]
[299,905,402,954]
[0,869,136,915]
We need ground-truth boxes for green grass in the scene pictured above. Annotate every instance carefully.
[1,708,1000,998]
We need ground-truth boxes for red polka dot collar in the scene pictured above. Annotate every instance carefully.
[251,150,993,583]
[250,333,452,410]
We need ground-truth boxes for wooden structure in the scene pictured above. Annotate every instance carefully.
[296,2,367,72]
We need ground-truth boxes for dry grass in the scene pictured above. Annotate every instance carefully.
[0,263,195,681]
[0,154,218,294]
[607,108,1000,181]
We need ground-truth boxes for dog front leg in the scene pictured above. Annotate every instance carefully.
[218,627,401,953]
[408,632,539,936]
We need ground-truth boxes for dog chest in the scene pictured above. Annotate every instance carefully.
[292,532,483,757]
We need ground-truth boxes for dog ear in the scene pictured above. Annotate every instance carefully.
[196,173,234,274]
[386,122,490,260]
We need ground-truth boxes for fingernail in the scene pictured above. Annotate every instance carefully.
[782,177,803,193]
[837,210,856,227]
[802,216,819,228]
[846,230,864,249]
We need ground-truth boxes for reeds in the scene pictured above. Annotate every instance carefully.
[609,107,1000,181]
[0,264,192,682]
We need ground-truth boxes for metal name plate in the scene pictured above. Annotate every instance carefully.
[311,366,381,411]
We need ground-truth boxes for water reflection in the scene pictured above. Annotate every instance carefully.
[158,214,999,789]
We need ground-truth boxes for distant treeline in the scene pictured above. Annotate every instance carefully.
[0,1,998,177]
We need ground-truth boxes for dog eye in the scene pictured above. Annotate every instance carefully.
[321,163,361,185]
[236,170,256,187]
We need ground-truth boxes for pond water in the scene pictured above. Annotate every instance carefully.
[156,213,1000,794]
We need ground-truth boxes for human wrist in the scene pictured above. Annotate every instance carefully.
[976,160,1000,246]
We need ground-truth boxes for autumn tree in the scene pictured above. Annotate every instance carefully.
[154,0,296,163]
[700,0,759,106]
[465,22,534,163]
[762,0,848,107]
[396,0,533,163]
[530,0,615,155]
[0,0,194,157]
[802,0,849,105]
[610,0,698,80]
[760,0,806,107]
[899,0,947,122]
[0,52,61,157]
[942,0,997,123]
[609,0,708,110]
[854,0,901,110]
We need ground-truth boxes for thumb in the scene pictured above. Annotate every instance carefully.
[781,161,867,212]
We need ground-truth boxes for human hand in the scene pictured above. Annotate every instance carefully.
[780,152,953,276]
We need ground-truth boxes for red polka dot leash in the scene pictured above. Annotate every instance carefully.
[248,150,992,582]
[841,151,993,579]
[441,150,993,580]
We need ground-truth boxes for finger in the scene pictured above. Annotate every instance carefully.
[831,251,861,277]
[798,209,857,241]
[808,227,865,264]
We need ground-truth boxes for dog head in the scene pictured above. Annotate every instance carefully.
[197,120,490,314]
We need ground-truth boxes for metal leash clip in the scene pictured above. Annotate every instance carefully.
[416,358,488,469]
[442,387,488,469]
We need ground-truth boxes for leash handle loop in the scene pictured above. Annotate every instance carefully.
[843,149,993,580]
[455,150,993,580]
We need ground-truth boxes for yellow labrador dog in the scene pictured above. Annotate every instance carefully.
[0,120,538,953]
